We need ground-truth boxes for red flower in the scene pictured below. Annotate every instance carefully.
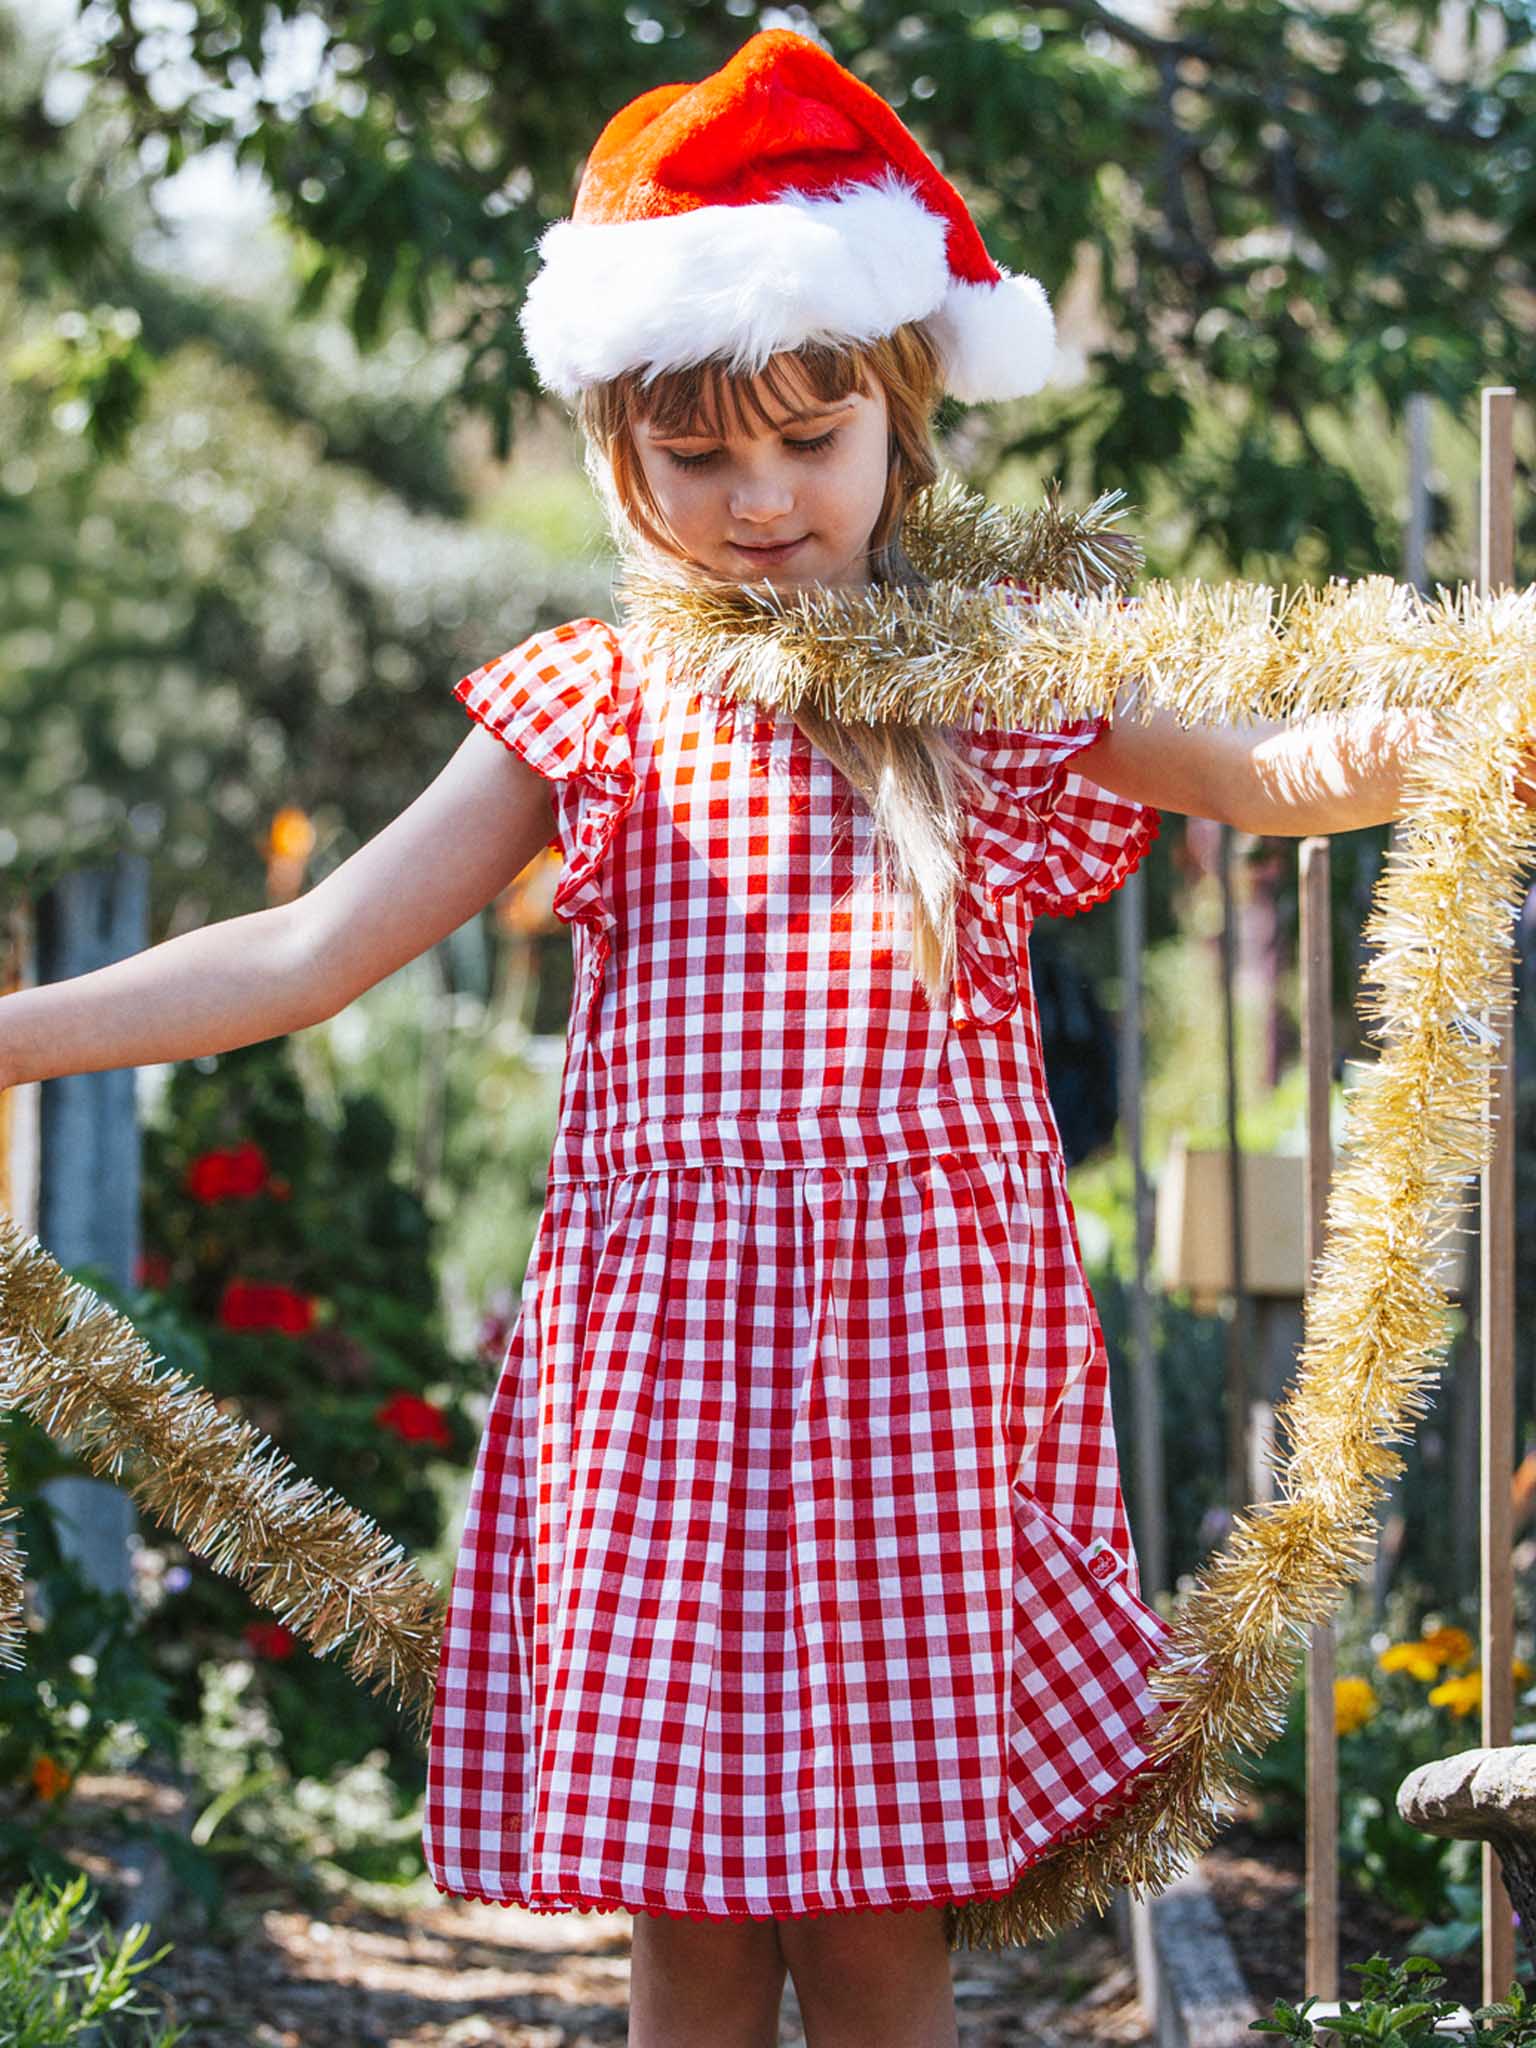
[374,1392,452,1450]
[185,1140,271,1205]
[217,1279,316,1335]
[267,1175,293,1202]
[243,1621,298,1661]
[135,1249,173,1290]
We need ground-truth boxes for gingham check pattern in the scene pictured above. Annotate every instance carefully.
[424,616,1174,1921]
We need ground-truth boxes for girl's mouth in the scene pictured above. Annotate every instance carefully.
[728,537,808,566]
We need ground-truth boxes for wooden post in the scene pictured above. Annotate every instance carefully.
[1478,384,1518,2009]
[1404,392,1433,595]
[32,857,150,1605]
[0,894,41,1232]
[1300,837,1338,2004]
[1118,865,1167,1601]
[1218,825,1253,1513]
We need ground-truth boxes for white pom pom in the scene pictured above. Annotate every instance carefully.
[928,271,1056,403]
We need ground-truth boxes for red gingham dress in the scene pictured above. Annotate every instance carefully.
[423,609,1178,1924]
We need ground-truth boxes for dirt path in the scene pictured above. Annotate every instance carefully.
[29,1773,1155,2046]
[151,1885,1152,2047]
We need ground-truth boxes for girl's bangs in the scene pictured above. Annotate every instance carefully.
[628,343,868,441]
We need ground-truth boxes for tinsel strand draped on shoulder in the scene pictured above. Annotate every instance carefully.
[2,472,1534,1950]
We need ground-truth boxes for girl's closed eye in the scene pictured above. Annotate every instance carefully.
[666,429,840,471]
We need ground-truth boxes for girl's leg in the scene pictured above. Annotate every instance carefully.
[777,1904,959,2048]
[627,1908,788,2048]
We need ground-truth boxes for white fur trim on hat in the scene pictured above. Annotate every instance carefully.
[927,271,1056,402]
[519,170,1053,402]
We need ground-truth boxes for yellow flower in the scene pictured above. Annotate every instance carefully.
[30,1754,72,1801]
[1514,1658,1533,1685]
[266,806,316,861]
[1378,1641,1443,1683]
[1427,1671,1482,1718]
[1334,1677,1379,1736]
[1421,1626,1474,1670]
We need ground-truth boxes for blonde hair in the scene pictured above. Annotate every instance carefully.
[575,320,990,1010]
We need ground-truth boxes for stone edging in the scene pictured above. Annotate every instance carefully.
[1111,1862,1262,2047]
[1110,1866,1478,2043]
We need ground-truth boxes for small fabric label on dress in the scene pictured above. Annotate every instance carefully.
[1082,1536,1125,1585]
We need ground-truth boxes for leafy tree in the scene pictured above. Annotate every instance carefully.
[0,315,608,925]
[0,9,608,923]
[55,0,1536,575]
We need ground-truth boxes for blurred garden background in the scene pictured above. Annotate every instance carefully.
[5,0,1536,2040]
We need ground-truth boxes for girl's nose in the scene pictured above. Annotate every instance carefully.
[728,476,796,524]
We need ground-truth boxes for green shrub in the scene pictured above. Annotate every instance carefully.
[1252,1952,1536,2042]
[0,1499,182,1899]
[128,1036,475,1790]
[0,1871,183,2046]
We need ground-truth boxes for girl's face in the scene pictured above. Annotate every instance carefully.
[628,359,891,590]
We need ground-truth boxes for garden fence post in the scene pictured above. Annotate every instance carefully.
[1478,383,1518,2008]
[0,894,41,1232]
[1116,862,1171,2027]
[1404,391,1432,597]
[32,854,149,1606]
[1118,864,1166,1600]
[1300,834,1339,2005]
[1217,824,1254,1513]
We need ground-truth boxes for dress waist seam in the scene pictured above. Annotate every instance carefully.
[546,1099,1065,1181]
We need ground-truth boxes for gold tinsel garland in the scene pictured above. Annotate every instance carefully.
[0,1211,442,1740]
[0,471,1532,1952]
[617,472,1536,731]
[0,1430,27,1673]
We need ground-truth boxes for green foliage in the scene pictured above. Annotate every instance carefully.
[0,1499,180,1892]
[122,1035,467,1786]
[0,316,608,921]
[175,1657,425,1906]
[0,9,610,915]
[1252,1953,1536,2043]
[0,1871,183,2047]
[1231,1587,1536,1944]
[41,0,1536,580]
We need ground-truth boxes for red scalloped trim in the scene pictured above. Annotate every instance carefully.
[1030,804,1162,922]
[428,1706,1181,1925]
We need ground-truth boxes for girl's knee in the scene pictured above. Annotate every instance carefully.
[778,1907,957,2047]
[632,1906,785,1969]
[628,1911,787,2048]
[779,1902,948,1960]
[777,1901,951,1992]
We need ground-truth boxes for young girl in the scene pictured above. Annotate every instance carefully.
[0,28,1509,2048]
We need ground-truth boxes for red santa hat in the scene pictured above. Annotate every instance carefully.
[520,29,1055,406]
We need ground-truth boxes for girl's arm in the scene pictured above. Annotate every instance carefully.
[0,727,556,1088]
[1075,688,1449,835]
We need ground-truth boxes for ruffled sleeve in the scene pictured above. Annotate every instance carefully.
[1005,717,1162,921]
[950,584,1161,1029]
[453,618,637,1027]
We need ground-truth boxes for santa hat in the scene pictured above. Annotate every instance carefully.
[520,29,1055,406]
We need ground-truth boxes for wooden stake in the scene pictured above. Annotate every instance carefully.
[1118,867,1166,1601]
[1478,384,1518,2011]
[1300,836,1338,2004]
